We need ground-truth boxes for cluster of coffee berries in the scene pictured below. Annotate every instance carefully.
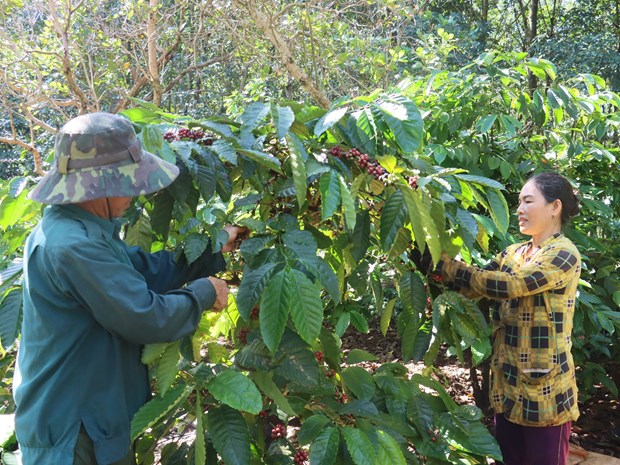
[293,449,309,464]
[238,327,249,345]
[329,146,387,181]
[163,128,203,141]
[328,146,346,158]
[258,409,269,419]
[271,423,286,439]
[408,175,419,189]
[163,131,178,142]
[314,351,324,363]
[163,128,215,146]
[324,368,336,379]
[334,389,348,404]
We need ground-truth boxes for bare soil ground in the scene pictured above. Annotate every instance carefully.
[340,322,620,459]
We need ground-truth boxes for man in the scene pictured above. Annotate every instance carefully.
[14,112,241,465]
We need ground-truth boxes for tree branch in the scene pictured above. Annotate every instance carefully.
[0,136,45,176]
[163,54,234,94]
[233,0,331,109]
[47,0,91,113]
[112,17,186,112]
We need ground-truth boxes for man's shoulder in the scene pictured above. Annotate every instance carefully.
[30,209,95,254]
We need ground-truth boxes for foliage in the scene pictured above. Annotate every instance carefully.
[107,90,511,464]
[1,42,620,463]
[119,51,620,461]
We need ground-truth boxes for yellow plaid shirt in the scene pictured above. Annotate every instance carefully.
[438,233,580,426]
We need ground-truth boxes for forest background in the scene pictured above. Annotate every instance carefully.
[0,0,619,464]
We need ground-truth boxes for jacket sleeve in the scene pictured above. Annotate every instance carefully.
[436,246,580,300]
[54,239,217,345]
[125,242,226,293]
[437,251,503,299]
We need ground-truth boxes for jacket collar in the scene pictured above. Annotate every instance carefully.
[49,204,124,240]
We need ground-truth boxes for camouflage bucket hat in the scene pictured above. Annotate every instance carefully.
[28,112,179,204]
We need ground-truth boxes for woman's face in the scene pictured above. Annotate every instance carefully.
[517,180,561,237]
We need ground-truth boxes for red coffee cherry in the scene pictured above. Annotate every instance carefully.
[293,449,309,464]
[271,423,286,439]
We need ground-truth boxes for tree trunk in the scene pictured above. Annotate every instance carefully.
[527,0,539,92]
[467,353,491,414]
[616,0,620,52]
[148,0,163,107]
[234,0,331,109]
[481,0,489,22]
[529,0,538,44]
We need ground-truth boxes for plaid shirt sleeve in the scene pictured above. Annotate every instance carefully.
[437,245,579,300]
[446,252,503,299]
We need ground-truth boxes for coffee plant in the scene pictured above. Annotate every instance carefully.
[111,87,512,465]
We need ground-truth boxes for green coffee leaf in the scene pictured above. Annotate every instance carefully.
[207,369,262,414]
[346,349,378,364]
[237,263,279,321]
[273,105,295,139]
[320,171,342,221]
[376,430,406,465]
[350,310,369,333]
[288,269,323,344]
[399,271,427,316]
[259,270,290,352]
[156,340,180,396]
[131,384,188,440]
[309,427,339,465]
[486,188,509,235]
[380,298,397,337]
[377,96,423,153]
[339,175,357,231]
[341,426,377,465]
[0,288,22,351]
[380,190,407,251]
[299,415,331,446]
[287,133,309,208]
[206,405,251,465]
[252,371,296,417]
[237,149,282,172]
[341,367,376,400]
[315,106,348,137]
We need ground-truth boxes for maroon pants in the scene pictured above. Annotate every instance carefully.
[494,414,571,465]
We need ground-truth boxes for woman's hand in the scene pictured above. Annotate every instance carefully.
[410,246,433,274]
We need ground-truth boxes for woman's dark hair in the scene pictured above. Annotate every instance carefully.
[528,172,580,225]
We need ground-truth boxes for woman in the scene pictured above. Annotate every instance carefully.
[437,172,581,465]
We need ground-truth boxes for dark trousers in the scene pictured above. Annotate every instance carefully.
[494,414,571,465]
[74,425,136,465]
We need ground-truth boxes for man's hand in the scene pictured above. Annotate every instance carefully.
[221,226,250,253]
[207,277,229,311]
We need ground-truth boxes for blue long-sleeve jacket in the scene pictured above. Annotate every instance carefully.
[14,204,225,464]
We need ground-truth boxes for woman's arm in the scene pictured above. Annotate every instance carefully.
[437,245,579,300]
